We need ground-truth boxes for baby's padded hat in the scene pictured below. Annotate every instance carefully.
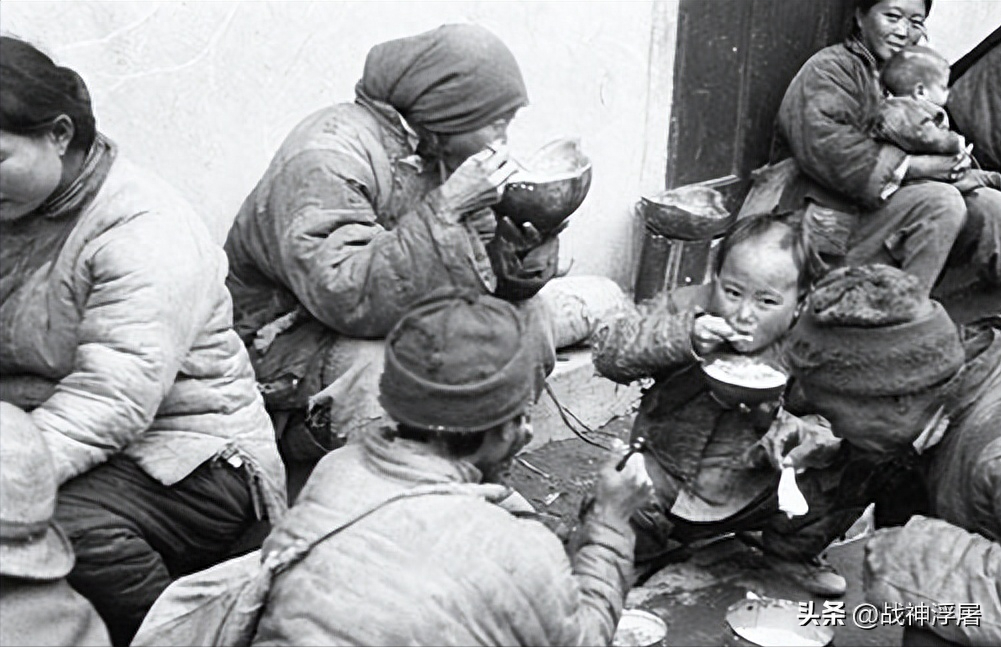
[787,265,964,397]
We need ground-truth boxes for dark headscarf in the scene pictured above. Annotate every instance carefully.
[356,24,528,135]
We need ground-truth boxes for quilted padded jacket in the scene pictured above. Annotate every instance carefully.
[0,137,285,517]
[252,430,634,646]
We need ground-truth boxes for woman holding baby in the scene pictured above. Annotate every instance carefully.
[773,0,1001,293]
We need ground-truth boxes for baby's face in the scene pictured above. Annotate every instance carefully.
[709,228,801,354]
[915,70,950,107]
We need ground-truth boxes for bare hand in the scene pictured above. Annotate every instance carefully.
[494,216,550,253]
[755,411,842,471]
[438,146,518,221]
[691,315,751,356]
[591,440,655,525]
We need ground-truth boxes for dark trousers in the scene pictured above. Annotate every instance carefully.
[54,455,255,647]
[632,460,863,570]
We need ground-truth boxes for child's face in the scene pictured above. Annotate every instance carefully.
[914,70,950,107]
[709,228,801,354]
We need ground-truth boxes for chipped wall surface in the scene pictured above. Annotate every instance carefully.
[1,0,678,287]
[2,1,996,286]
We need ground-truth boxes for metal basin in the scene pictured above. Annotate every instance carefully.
[494,138,592,234]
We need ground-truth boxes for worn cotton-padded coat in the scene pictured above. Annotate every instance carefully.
[0,138,285,516]
[223,97,558,444]
[592,285,795,521]
[774,41,908,212]
[251,430,633,647]
[864,325,1001,646]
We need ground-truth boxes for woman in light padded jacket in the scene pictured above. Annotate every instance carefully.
[0,36,286,647]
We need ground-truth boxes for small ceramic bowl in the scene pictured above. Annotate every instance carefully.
[701,353,788,407]
[613,609,668,647]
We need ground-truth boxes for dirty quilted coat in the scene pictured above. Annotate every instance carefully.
[251,432,634,646]
[865,326,1001,646]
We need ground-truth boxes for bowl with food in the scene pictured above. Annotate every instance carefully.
[725,594,833,647]
[613,609,667,647]
[493,137,592,235]
[640,185,733,241]
[700,353,788,407]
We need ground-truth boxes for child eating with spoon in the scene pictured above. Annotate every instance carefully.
[592,211,858,596]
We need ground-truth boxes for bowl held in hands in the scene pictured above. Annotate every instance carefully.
[700,353,788,407]
[493,137,592,235]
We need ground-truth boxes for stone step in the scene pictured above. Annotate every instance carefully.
[526,348,642,451]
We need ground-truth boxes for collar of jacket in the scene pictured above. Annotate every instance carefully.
[354,89,421,157]
[34,134,117,221]
[362,427,484,487]
[845,35,879,73]
[945,326,1001,421]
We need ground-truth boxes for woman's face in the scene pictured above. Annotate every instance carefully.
[709,227,802,353]
[0,125,70,222]
[856,0,928,62]
[437,114,515,173]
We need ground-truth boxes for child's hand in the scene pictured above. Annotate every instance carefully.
[691,314,752,356]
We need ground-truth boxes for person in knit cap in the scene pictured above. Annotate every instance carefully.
[0,403,110,646]
[787,264,1001,646]
[248,291,654,646]
[223,23,562,494]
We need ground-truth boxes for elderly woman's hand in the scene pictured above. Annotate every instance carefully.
[438,146,518,221]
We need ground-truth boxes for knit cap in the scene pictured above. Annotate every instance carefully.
[787,265,964,397]
[379,291,542,432]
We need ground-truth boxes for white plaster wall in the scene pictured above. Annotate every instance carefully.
[925,0,1001,63]
[2,1,994,287]
[1,0,678,287]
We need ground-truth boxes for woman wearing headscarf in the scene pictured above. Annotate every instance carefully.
[772,0,1001,294]
[0,36,286,646]
[224,24,559,477]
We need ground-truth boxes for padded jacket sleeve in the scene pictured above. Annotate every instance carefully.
[512,513,634,646]
[31,214,212,484]
[591,290,698,384]
[865,515,1001,646]
[777,47,908,210]
[267,149,495,338]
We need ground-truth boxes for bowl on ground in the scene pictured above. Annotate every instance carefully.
[493,137,592,234]
[613,608,668,647]
[640,185,733,241]
[725,594,833,646]
[700,353,788,407]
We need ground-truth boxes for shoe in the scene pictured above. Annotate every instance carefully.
[768,555,847,597]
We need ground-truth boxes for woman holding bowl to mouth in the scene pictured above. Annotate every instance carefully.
[773,0,1001,294]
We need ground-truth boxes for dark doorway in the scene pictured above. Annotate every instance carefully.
[665,0,854,212]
